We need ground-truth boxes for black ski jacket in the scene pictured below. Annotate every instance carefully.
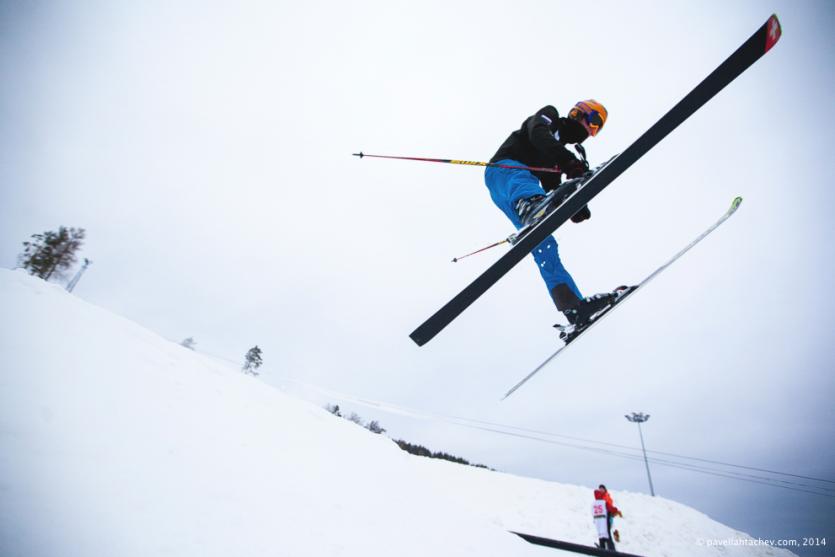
[490,105,580,191]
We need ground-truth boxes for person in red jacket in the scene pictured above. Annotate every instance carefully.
[593,484,623,550]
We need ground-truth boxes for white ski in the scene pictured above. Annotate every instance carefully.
[502,196,744,400]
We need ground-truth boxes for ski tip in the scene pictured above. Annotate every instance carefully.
[765,14,781,53]
[731,196,743,210]
[353,152,364,158]
[409,331,427,347]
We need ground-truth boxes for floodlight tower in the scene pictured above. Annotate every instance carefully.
[66,258,92,293]
[625,412,655,496]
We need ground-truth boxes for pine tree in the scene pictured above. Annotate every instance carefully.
[242,345,263,376]
[180,337,196,350]
[18,227,86,281]
[366,420,386,434]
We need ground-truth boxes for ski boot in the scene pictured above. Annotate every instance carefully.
[513,179,584,228]
[552,284,635,342]
[563,292,618,326]
[514,195,548,227]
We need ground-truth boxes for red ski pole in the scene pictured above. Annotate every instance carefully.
[353,152,562,174]
[451,238,510,263]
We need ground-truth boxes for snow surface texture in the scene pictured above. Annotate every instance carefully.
[0,269,796,557]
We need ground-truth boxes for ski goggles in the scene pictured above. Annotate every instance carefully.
[569,105,605,137]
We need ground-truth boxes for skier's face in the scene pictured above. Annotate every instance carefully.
[559,118,590,144]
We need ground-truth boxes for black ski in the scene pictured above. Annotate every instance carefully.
[410,15,781,347]
[512,532,645,557]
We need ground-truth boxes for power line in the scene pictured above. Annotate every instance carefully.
[185,353,834,498]
[440,414,835,485]
[272,376,835,495]
[460,423,834,498]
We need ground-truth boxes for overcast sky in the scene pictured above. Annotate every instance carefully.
[2,0,833,553]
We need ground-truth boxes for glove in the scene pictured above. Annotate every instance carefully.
[617,511,624,518]
[570,205,591,223]
[541,171,562,193]
[563,157,588,179]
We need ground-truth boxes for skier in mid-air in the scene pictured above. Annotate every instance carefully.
[485,100,625,327]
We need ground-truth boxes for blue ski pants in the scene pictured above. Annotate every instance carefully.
[484,160,582,299]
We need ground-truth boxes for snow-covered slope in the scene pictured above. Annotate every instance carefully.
[0,269,795,557]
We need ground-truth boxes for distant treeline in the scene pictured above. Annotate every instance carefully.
[393,439,493,470]
[326,403,493,470]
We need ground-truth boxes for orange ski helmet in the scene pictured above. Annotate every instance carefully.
[568,99,608,137]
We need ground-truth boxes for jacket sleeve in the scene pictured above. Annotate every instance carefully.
[604,493,619,515]
[525,106,578,169]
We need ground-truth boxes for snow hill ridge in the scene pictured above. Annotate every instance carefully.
[0,269,796,557]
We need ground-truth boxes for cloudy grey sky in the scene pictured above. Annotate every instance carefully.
[2,0,834,553]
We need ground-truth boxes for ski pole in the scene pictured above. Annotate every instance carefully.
[354,151,567,263]
[451,238,510,263]
[353,152,563,174]
[452,224,536,262]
